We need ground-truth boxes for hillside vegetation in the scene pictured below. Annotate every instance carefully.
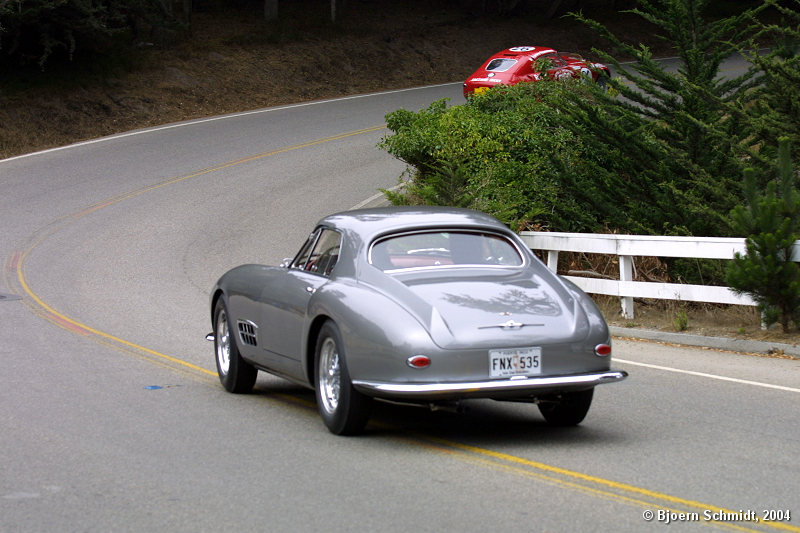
[379,0,800,330]
[0,0,673,159]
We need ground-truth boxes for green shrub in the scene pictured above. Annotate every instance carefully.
[377,0,799,290]
[379,80,656,232]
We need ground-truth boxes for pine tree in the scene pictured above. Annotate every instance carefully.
[742,0,800,160]
[569,0,765,237]
[726,138,800,332]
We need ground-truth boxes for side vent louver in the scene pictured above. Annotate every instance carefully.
[237,320,258,347]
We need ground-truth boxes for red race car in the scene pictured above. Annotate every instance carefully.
[463,46,610,98]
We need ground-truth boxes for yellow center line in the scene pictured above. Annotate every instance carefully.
[410,441,759,533]
[9,126,386,376]
[423,436,795,530]
[6,123,795,533]
[15,261,216,376]
[75,124,387,217]
[266,393,792,532]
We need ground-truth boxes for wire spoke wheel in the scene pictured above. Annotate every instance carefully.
[215,308,231,376]
[314,321,372,435]
[213,298,257,394]
[318,337,341,415]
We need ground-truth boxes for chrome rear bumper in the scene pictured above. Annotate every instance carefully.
[353,370,628,400]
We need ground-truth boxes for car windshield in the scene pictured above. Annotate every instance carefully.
[370,231,524,271]
[533,52,565,70]
[485,58,517,72]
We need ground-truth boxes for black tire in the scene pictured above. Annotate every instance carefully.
[538,388,594,426]
[213,298,257,394]
[314,321,373,435]
[596,73,609,92]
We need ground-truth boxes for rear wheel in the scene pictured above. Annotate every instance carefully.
[315,321,372,435]
[538,389,594,426]
[213,298,257,393]
[596,73,609,92]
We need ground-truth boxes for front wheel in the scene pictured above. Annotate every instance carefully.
[538,388,594,426]
[315,321,372,435]
[213,298,257,394]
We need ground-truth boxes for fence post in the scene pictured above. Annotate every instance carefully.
[619,255,634,318]
[547,250,559,272]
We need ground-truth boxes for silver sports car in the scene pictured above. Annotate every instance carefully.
[208,206,627,435]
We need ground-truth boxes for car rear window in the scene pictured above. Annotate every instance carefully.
[485,58,517,72]
[370,231,523,271]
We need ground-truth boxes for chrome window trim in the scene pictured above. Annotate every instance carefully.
[368,228,527,272]
[290,228,322,270]
[379,263,524,274]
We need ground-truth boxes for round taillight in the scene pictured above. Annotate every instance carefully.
[407,355,431,369]
[594,344,611,357]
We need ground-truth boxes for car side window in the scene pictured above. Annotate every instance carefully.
[307,229,342,276]
[291,230,320,270]
[486,58,517,72]
[292,228,342,276]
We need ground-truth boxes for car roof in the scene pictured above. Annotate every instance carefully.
[316,207,522,279]
[485,46,557,62]
[318,206,511,240]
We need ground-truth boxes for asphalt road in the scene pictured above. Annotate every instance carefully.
[2,79,799,533]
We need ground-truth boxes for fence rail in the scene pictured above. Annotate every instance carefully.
[519,231,800,318]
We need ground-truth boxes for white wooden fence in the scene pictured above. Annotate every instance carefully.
[519,232,800,319]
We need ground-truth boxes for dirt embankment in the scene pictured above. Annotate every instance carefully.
[0,2,661,160]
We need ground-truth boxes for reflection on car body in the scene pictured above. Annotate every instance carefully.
[208,206,627,435]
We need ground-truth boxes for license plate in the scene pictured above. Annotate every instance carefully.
[473,87,489,95]
[489,347,542,378]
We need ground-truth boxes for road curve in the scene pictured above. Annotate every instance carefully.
[2,81,799,533]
